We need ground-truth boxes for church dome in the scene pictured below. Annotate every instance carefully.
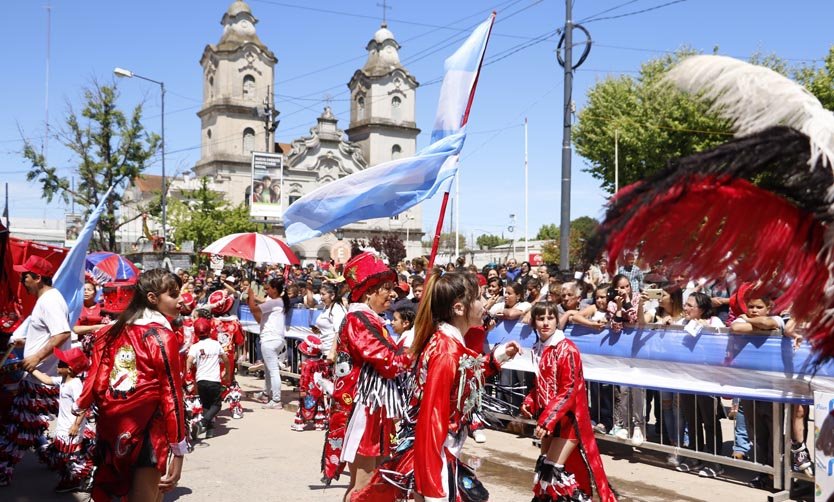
[227,1,253,18]
[373,24,395,44]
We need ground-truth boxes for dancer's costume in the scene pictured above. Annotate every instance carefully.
[75,309,187,500]
[583,56,834,459]
[322,252,411,483]
[353,322,512,502]
[292,335,330,431]
[524,331,617,502]
[209,291,245,418]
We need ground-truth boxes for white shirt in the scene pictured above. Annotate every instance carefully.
[315,303,346,352]
[489,301,532,317]
[188,338,223,383]
[398,328,415,348]
[731,315,785,335]
[259,297,287,342]
[52,376,85,440]
[24,288,71,378]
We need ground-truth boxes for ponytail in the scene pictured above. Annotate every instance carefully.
[410,271,479,357]
[410,270,441,357]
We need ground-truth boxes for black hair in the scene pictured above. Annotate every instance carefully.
[528,301,560,333]
[268,276,290,311]
[107,269,181,344]
[394,306,416,327]
[689,291,713,319]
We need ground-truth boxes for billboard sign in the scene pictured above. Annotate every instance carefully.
[250,152,283,220]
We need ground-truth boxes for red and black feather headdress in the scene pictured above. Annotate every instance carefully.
[587,55,834,359]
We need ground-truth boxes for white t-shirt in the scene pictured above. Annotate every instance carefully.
[315,303,347,352]
[25,288,71,377]
[52,376,85,440]
[398,328,415,348]
[259,298,287,342]
[731,315,785,335]
[489,301,532,317]
[188,338,223,383]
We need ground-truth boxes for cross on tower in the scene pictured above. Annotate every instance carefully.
[323,93,333,107]
[377,0,392,26]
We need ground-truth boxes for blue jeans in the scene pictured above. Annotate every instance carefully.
[261,338,285,402]
[733,405,751,455]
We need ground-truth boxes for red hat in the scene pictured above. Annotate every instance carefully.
[729,282,755,316]
[298,335,322,357]
[208,290,234,315]
[14,256,55,277]
[179,293,196,314]
[344,252,396,303]
[394,281,410,294]
[101,280,136,314]
[476,274,487,287]
[53,347,90,375]
[194,317,213,338]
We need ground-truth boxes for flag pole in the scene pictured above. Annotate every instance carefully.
[427,12,496,271]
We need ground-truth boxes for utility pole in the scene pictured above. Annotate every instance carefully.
[524,117,529,258]
[557,0,591,272]
[614,129,619,194]
[260,85,280,152]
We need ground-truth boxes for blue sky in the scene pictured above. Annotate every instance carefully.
[2,0,831,243]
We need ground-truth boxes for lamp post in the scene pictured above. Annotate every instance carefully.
[114,67,167,252]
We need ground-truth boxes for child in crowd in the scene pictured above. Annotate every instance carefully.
[208,291,246,419]
[521,302,617,502]
[30,348,95,493]
[392,306,416,348]
[187,318,231,440]
[291,335,329,432]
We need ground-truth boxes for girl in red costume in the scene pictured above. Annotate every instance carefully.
[322,251,412,500]
[521,301,617,502]
[75,269,187,501]
[353,271,520,502]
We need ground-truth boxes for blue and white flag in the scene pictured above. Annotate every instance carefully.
[284,14,495,245]
[54,186,114,325]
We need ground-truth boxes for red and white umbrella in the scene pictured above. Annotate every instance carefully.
[201,233,299,265]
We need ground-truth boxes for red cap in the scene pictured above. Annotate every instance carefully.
[298,335,322,357]
[53,347,90,375]
[208,290,234,315]
[194,317,213,338]
[14,256,55,277]
[476,274,487,287]
[344,252,396,303]
[394,281,410,294]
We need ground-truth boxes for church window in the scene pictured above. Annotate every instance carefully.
[391,144,402,159]
[243,75,256,100]
[357,96,365,121]
[243,128,255,154]
[288,195,301,206]
[392,96,401,120]
[208,76,214,99]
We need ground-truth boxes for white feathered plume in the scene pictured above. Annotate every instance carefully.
[665,55,834,169]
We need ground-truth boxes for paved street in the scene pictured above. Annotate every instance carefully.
[3,373,806,501]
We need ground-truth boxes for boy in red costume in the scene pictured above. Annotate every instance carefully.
[322,251,412,499]
[291,335,329,432]
[521,301,617,502]
[207,290,245,419]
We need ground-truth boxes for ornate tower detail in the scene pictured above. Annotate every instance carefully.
[346,24,420,167]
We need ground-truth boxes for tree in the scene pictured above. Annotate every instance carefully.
[475,234,509,249]
[794,46,834,111]
[535,224,559,240]
[538,217,599,269]
[369,235,406,266]
[437,232,466,252]
[573,48,732,195]
[22,81,161,251]
[168,177,262,263]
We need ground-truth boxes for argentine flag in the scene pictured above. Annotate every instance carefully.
[284,13,496,245]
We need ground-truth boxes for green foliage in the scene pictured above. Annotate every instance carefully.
[438,232,466,251]
[535,224,559,241]
[475,233,510,249]
[21,81,160,251]
[538,217,599,268]
[169,177,263,262]
[794,46,834,111]
[573,48,732,195]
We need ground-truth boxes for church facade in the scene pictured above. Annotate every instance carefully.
[188,0,425,262]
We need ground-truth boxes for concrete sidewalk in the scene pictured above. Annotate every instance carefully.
[2,373,810,501]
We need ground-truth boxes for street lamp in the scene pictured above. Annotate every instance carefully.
[114,67,167,254]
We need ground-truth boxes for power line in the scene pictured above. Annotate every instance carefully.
[582,0,688,24]
[576,0,642,23]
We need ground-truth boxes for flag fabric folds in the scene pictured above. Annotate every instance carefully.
[283,13,495,245]
[54,186,114,325]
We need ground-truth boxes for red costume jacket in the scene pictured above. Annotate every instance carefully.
[323,304,411,481]
[523,332,617,502]
[212,316,244,384]
[76,314,187,499]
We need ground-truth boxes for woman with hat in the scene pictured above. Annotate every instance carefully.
[73,276,108,348]
[74,269,187,501]
[322,251,412,498]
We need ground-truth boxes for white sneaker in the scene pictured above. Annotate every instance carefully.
[613,427,629,441]
[472,429,487,443]
[630,427,644,447]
